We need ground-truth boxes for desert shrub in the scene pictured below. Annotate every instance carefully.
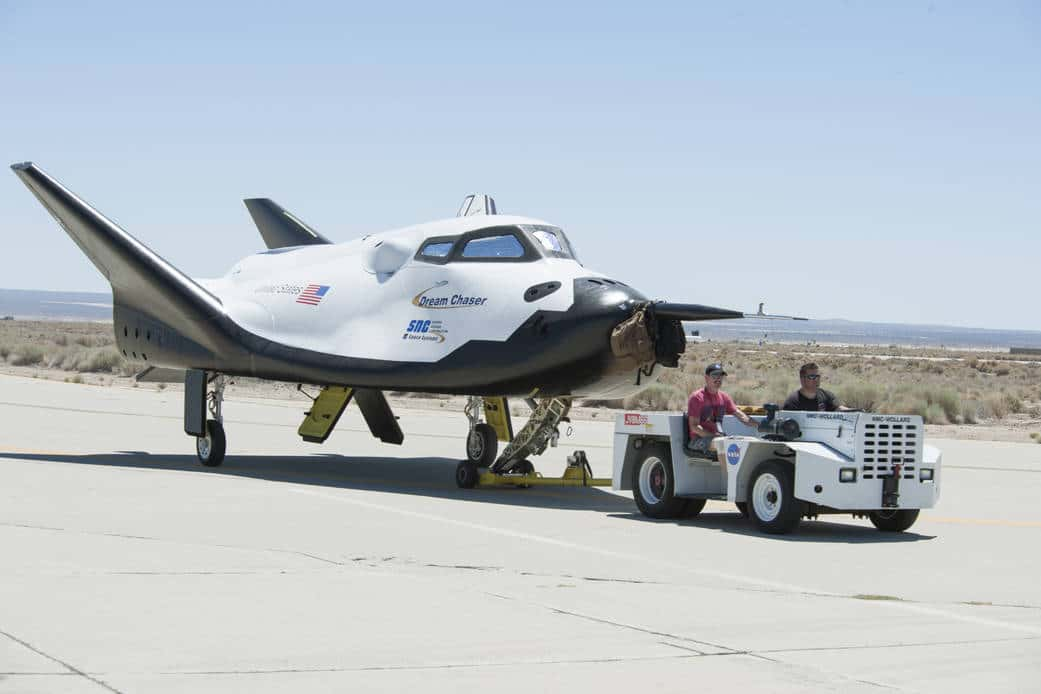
[0,343,10,360]
[960,401,979,424]
[928,388,961,423]
[9,344,45,366]
[623,383,685,411]
[980,394,1009,420]
[581,398,624,409]
[923,403,948,424]
[1003,393,1023,415]
[54,334,68,347]
[839,383,882,411]
[1031,432,1041,443]
[84,348,123,373]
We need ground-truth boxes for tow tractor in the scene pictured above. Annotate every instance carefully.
[613,406,942,534]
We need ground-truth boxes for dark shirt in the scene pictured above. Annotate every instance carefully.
[783,389,839,412]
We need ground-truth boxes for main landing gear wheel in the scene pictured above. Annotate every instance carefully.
[869,508,919,532]
[197,419,226,467]
[631,446,687,519]
[466,423,498,468]
[455,461,480,489]
[749,460,802,534]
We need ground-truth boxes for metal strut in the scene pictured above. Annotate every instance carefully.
[491,397,571,473]
[464,396,482,431]
[206,374,226,423]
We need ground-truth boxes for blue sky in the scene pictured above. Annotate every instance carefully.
[1,1,1038,329]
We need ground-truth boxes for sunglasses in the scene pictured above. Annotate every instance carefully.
[708,371,726,378]
[804,374,821,381]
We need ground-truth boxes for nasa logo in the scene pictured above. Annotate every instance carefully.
[726,444,741,466]
[623,413,648,426]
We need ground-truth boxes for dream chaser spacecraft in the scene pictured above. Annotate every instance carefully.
[12,162,766,486]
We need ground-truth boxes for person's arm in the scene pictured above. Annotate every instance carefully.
[825,390,853,412]
[724,393,756,427]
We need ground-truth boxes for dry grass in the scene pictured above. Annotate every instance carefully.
[0,320,137,377]
[613,342,1041,425]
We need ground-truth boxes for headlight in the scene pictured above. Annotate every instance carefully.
[839,468,857,483]
[920,468,934,482]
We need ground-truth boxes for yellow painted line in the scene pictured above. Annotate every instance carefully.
[927,516,1041,529]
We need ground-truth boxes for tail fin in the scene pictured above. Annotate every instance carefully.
[11,162,232,354]
[243,198,331,249]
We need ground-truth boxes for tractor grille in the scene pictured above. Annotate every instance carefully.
[859,421,921,480]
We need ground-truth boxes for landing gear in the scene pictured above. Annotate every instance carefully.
[464,398,498,467]
[491,397,570,473]
[456,396,572,488]
[192,373,227,467]
[467,424,498,467]
[197,419,226,467]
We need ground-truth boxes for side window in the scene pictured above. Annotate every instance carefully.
[419,241,454,258]
[461,234,525,259]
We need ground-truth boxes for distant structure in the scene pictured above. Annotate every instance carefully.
[1010,347,1041,356]
[1,316,13,321]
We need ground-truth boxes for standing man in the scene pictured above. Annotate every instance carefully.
[687,362,757,456]
[783,362,852,412]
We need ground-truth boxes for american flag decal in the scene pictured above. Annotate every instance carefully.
[296,284,330,306]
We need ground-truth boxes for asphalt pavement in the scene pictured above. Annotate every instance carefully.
[0,374,1039,693]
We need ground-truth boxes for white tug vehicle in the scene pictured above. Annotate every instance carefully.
[613,406,942,534]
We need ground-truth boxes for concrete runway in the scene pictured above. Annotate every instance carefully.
[0,374,1039,693]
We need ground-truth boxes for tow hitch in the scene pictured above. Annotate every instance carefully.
[882,463,902,508]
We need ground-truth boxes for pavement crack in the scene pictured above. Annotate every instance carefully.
[759,634,1041,656]
[425,563,501,572]
[579,575,663,585]
[540,604,738,654]
[0,627,123,693]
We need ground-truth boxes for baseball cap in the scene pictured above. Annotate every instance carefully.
[705,363,727,375]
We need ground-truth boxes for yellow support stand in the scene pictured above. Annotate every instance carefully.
[482,396,513,442]
[475,451,611,488]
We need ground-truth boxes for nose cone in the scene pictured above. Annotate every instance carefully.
[571,276,647,316]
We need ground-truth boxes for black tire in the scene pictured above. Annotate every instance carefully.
[748,460,801,534]
[631,446,687,519]
[506,459,535,475]
[735,501,749,518]
[683,498,707,518]
[869,509,919,532]
[455,461,480,489]
[466,423,498,467]
[196,419,226,467]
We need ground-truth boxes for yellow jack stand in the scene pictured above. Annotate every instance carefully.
[476,451,611,488]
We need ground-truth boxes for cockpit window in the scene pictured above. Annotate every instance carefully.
[461,234,525,259]
[520,224,578,261]
[419,241,454,258]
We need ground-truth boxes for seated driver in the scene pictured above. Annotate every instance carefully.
[687,362,756,456]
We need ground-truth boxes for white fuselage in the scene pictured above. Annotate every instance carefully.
[201,215,602,363]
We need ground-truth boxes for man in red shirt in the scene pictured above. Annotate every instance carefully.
[686,362,757,456]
